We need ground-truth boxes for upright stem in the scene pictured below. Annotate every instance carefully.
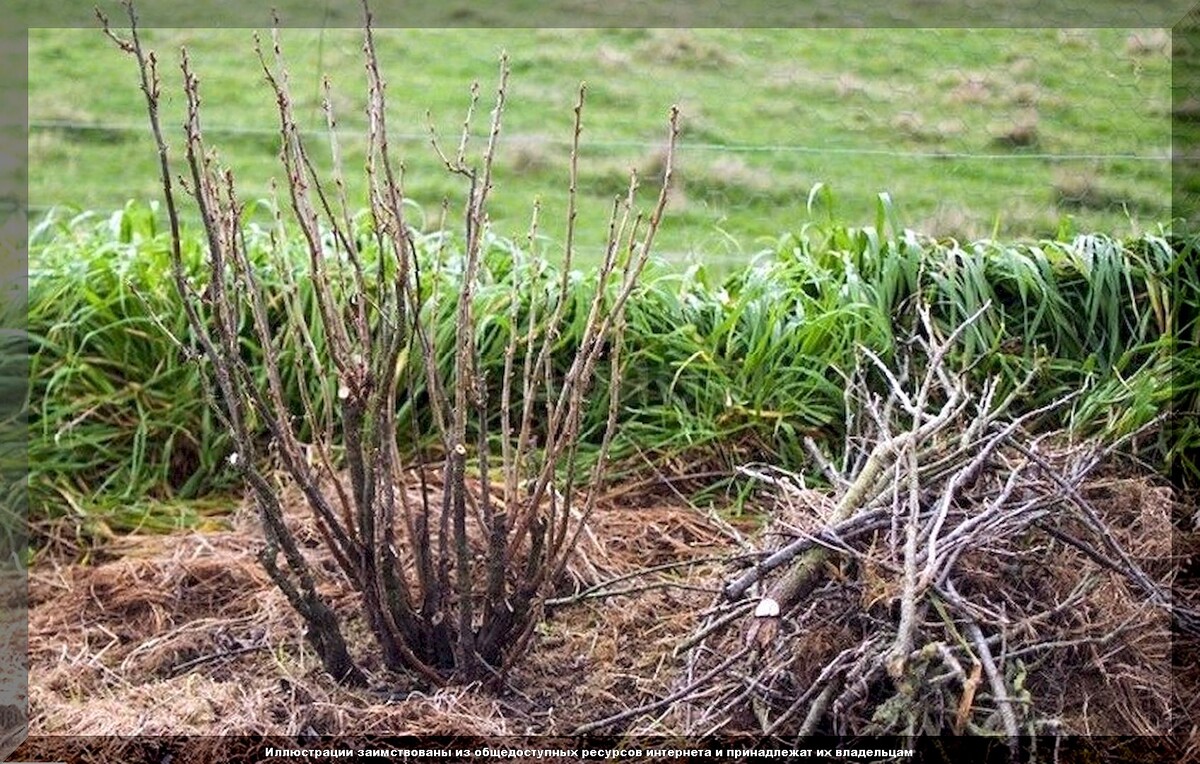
[103,0,676,686]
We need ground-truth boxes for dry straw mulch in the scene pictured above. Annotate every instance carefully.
[27,480,735,738]
[26,460,1198,746]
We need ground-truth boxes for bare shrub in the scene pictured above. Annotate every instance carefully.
[100,2,679,687]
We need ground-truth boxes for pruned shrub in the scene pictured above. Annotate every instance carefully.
[100,1,678,686]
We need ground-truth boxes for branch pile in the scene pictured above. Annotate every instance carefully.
[581,303,1199,752]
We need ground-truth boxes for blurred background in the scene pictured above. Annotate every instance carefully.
[28,27,1173,269]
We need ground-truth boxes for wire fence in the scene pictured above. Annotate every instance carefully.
[27,119,1173,163]
[25,117,1175,267]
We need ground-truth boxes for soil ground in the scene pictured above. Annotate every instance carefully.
[18,468,1200,754]
[25,485,737,737]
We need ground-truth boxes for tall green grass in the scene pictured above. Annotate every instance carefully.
[28,201,1199,541]
[0,281,27,558]
[29,204,235,538]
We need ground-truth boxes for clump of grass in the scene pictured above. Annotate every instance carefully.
[1006,82,1042,107]
[614,253,891,471]
[584,146,677,205]
[503,134,555,175]
[680,156,783,210]
[1009,56,1035,77]
[0,282,28,564]
[1057,29,1097,50]
[1126,29,1170,58]
[1053,168,1117,210]
[914,202,986,243]
[27,204,241,541]
[1173,96,1200,122]
[991,109,1039,148]
[635,30,738,69]
[890,112,942,144]
[594,44,631,70]
[835,73,866,97]
[947,72,994,105]
[706,157,771,190]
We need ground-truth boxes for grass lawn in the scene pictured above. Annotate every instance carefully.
[29,27,1173,265]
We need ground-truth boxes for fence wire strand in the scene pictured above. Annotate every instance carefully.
[28,119,1172,163]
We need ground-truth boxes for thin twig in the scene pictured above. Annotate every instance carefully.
[572,646,751,735]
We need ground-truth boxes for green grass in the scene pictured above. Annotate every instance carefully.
[25,25,1189,543]
[15,1,1194,27]
[29,27,1174,264]
[27,201,1198,545]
